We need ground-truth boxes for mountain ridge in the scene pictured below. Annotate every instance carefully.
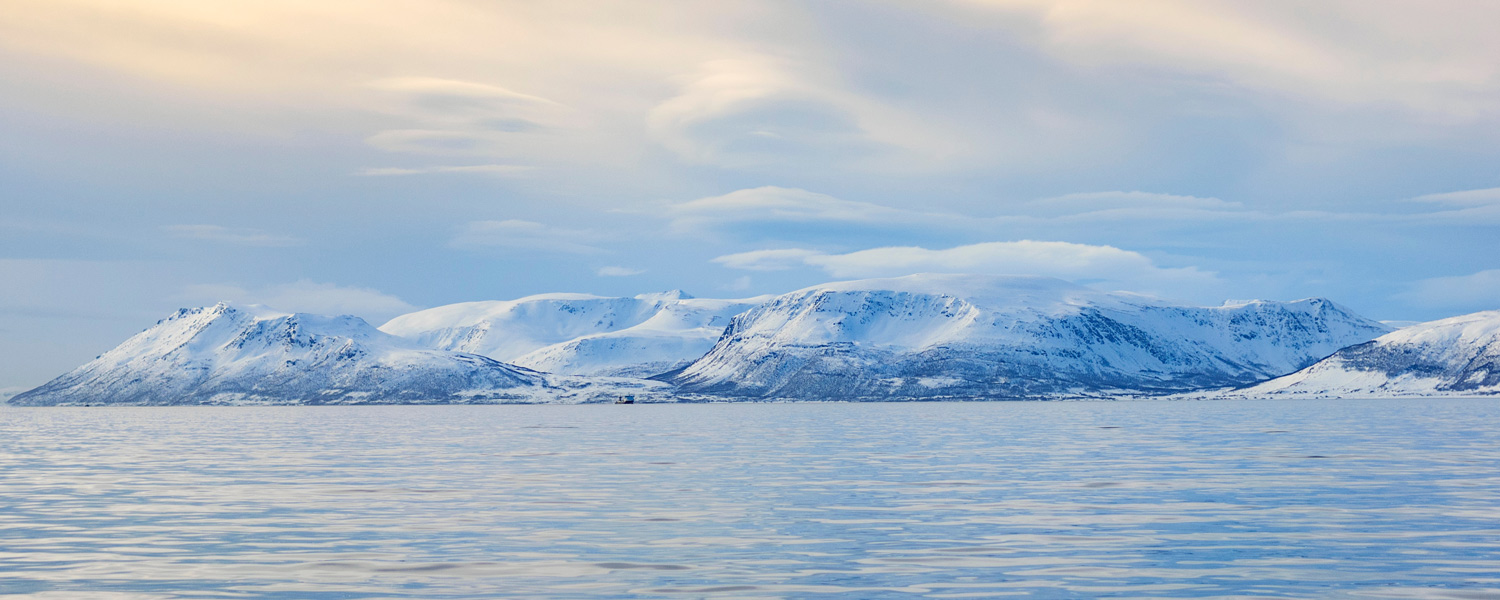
[667,274,1392,400]
[9,303,665,406]
[1240,310,1500,397]
[380,291,772,377]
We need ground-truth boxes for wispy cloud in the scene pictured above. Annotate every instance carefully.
[955,0,1500,119]
[662,187,1266,237]
[162,225,301,247]
[369,77,563,107]
[5,0,1495,178]
[366,77,572,132]
[711,248,827,271]
[596,266,644,277]
[1021,191,1250,221]
[666,186,964,233]
[667,186,1500,237]
[648,58,873,168]
[715,240,1219,298]
[356,164,535,176]
[450,220,605,255]
[1395,187,1500,226]
[361,75,591,162]
[1411,187,1500,206]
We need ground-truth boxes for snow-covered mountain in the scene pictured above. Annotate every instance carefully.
[9,303,665,406]
[380,291,770,377]
[666,274,1392,400]
[11,277,1426,406]
[1241,311,1500,397]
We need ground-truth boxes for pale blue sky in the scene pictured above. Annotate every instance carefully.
[2,0,1499,391]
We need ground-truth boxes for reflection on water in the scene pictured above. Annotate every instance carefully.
[2,399,1498,599]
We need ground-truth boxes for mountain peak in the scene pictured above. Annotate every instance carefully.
[635,289,695,301]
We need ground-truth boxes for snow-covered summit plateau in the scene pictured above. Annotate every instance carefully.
[9,303,663,406]
[666,274,1392,400]
[380,291,770,377]
[1243,310,1500,397]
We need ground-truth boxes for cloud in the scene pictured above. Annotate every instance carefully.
[666,186,963,233]
[450,219,604,254]
[362,76,585,163]
[648,58,860,167]
[596,266,644,277]
[1023,191,1249,220]
[368,77,564,118]
[364,77,565,141]
[363,130,526,158]
[715,240,1219,297]
[668,186,1500,238]
[179,280,419,322]
[1398,187,1500,225]
[1411,187,1500,206]
[356,164,535,176]
[647,58,957,170]
[5,0,1497,184]
[162,224,301,247]
[1397,269,1500,311]
[712,248,827,271]
[663,187,1266,237]
[956,0,1500,120]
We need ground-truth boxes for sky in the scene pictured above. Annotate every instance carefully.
[2,0,1499,392]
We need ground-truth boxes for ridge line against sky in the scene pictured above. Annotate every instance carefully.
[1,0,1497,389]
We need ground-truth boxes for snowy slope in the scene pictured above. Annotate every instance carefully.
[9,303,666,406]
[1242,310,1500,397]
[667,274,1392,400]
[380,291,770,376]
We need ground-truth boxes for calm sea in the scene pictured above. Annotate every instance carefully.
[2,399,1498,599]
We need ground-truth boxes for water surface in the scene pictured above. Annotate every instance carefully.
[2,399,1498,599]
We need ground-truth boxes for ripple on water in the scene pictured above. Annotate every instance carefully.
[0,398,1498,599]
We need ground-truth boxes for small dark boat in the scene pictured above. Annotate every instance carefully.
[615,395,635,404]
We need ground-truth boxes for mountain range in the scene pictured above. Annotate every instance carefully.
[7,304,666,406]
[9,274,1495,405]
